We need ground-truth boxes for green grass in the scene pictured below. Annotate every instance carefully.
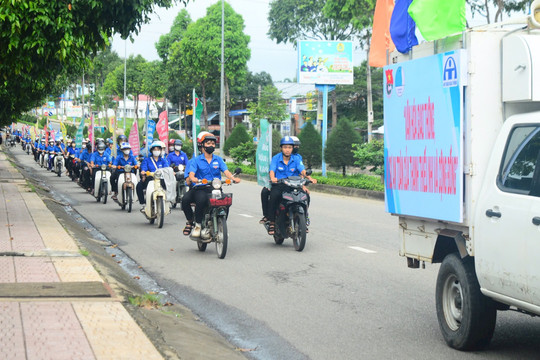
[79,249,89,256]
[129,293,161,309]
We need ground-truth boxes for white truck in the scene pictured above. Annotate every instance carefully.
[384,4,540,351]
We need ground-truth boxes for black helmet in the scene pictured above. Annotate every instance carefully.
[117,135,127,144]
[174,139,183,147]
[96,142,106,151]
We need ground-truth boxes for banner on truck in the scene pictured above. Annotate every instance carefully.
[383,50,466,222]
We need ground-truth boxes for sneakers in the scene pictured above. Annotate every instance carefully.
[191,223,202,238]
[140,205,146,213]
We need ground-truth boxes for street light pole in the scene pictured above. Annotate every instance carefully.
[219,0,226,151]
[123,40,127,131]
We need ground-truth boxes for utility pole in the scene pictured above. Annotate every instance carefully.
[219,0,226,151]
[366,49,374,143]
[82,72,85,121]
[123,40,127,131]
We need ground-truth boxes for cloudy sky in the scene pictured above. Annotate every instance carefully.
[111,0,367,82]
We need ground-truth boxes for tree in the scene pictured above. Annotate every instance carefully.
[223,123,251,156]
[170,1,250,134]
[272,129,282,156]
[0,0,188,126]
[325,119,361,175]
[468,0,529,24]
[298,122,322,169]
[141,61,167,101]
[247,85,288,130]
[230,142,257,165]
[232,71,274,109]
[126,55,147,121]
[353,139,384,181]
[155,9,192,64]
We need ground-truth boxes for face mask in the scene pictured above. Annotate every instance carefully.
[204,146,215,154]
[152,150,161,157]
[98,150,104,154]
[169,146,174,152]
[123,150,130,155]
[175,145,182,151]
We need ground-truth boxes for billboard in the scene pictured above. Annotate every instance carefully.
[297,41,353,85]
[383,50,466,223]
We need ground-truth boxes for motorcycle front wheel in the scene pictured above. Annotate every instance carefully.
[96,183,102,202]
[56,164,61,177]
[126,188,133,213]
[215,216,228,259]
[292,213,307,252]
[197,241,207,252]
[156,197,164,228]
[101,182,108,204]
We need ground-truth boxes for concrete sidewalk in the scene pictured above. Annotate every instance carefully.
[0,151,164,359]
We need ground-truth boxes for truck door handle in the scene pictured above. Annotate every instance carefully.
[485,209,501,218]
[533,217,540,226]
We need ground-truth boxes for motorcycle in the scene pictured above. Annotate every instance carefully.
[39,150,46,168]
[142,169,171,228]
[25,142,31,154]
[264,175,311,252]
[190,168,241,259]
[115,164,139,212]
[93,164,111,204]
[54,151,64,177]
[171,164,187,208]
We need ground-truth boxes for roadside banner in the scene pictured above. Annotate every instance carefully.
[256,119,272,188]
[129,120,140,156]
[60,122,67,140]
[156,111,169,147]
[192,89,203,156]
[89,115,95,152]
[75,118,85,148]
[146,119,156,146]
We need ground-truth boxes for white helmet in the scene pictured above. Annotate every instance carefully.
[150,140,165,150]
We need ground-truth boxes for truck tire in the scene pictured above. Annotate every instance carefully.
[436,253,496,350]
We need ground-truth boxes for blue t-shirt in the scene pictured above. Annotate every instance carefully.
[141,156,169,172]
[113,154,138,172]
[166,151,188,167]
[80,149,92,163]
[67,146,77,155]
[270,153,305,180]
[90,152,112,166]
[190,154,228,183]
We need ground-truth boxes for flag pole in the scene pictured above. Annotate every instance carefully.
[192,88,197,157]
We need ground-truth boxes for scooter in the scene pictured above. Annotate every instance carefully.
[54,151,64,177]
[39,150,46,168]
[115,165,139,213]
[190,168,241,259]
[171,164,187,208]
[264,175,311,252]
[25,142,31,154]
[93,164,111,204]
[142,169,170,228]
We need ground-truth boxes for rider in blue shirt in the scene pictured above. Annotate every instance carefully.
[166,139,188,168]
[111,142,138,200]
[137,141,169,210]
[181,133,240,238]
[46,140,55,170]
[66,139,78,179]
[89,141,112,195]
[266,136,316,235]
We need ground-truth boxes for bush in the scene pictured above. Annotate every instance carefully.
[39,117,47,129]
[353,140,384,177]
[229,142,256,165]
[325,119,361,176]
[223,123,251,156]
[312,172,383,191]
[298,122,322,169]
[183,139,194,158]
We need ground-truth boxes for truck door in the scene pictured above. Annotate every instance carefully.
[475,124,540,305]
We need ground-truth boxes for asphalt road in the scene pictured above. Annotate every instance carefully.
[10,147,540,360]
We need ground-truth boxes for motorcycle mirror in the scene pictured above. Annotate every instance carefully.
[305,169,313,176]
[234,167,242,175]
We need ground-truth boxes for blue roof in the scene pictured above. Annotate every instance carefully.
[229,109,248,117]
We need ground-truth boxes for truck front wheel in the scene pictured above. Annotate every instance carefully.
[436,253,496,350]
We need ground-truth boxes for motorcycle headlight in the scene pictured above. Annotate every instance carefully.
[212,178,222,189]
[101,164,107,171]
[154,169,163,179]
[124,165,132,172]
[178,164,185,172]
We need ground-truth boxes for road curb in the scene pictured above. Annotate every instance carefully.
[238,173,384,201]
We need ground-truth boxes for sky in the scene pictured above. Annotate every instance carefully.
[110,0,367,83]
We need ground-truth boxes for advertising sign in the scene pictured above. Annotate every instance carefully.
[297,40,353,85]
[383,50,466,222]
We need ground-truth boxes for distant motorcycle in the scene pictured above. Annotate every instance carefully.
[264,175,311,252]
[191,168,241,259]
[115,164,139,213]
[171,163,187,208]
[93,164,111,204]
[54,151,64,177]
[142,169,170,228]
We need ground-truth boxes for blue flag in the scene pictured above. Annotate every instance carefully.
[390,0,418,54]
[147,119,156,146]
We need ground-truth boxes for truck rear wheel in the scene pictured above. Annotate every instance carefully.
[436,253,496,350]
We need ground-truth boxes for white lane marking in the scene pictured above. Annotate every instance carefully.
[238,214,254,218]
[349,246,377,254]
